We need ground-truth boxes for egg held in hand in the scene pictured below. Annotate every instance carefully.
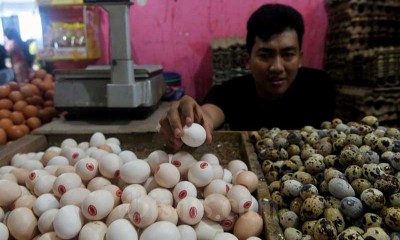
[181,123,207,147]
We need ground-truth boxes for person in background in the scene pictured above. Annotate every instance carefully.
[0,44,14,85]
[4,27,34,83]
[159,3,336,149]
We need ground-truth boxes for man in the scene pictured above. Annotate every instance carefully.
[159,4,336,149]
[0,44,14,85]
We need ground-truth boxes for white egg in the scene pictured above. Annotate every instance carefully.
[157,204,178,224]
[38,209,58,234]
[60,188,91,207]
[33,175,56,196]
[75,157,99,181]
[181,123,206,147]
[194,219,224,239]
[176,196,204,225]
[106,137,121,146]
[90,132,106,147]
[81,190,114,220]
[128,196,158,228]
[52,172,82,197]
[223,169,233,183]
[87,177,112,192]
[98,153,123,179]
[227,160,248,175]
[227,185,253,214]
[214,232,238,240]
[119,150,138,164]
[105,203,130,226]
[0,207,4,222]
[143,176,160,192]
[221,212,238,231]
[121,184,147,203]
[170,151,196,179]
[139,221,180,240]
[0,222,8,240]
[120,160,151,184]
[146,150,169,174]
[53,205,83,239]
[79,221,107,240]
[61,138,78,148]
[188,161,214,187]
[177,225,196,240]
[200,153,220,165]
[204,179,230,197]
[172,181,197,203]
[33,193,60,217]
[106,219,138,240]
[148,188,173,206]
[106,143,122,154]
[154,163,180,188]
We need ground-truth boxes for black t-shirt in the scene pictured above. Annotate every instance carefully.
[202,67,336,130]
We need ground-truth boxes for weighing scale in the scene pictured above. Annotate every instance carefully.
[54,0,166,119]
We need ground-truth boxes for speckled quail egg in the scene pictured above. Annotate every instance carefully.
[271,191,288,208]
[281,160,299,174]
[358,124,374,136]
[359,145,372,153]
[375,126,387,138]
[284,227,303,240]
[362,150,380,164]
[323,155,339,168]
[351,178,373,196]
[364,133,379,147]
[336,123,349,133]
[339,149,361,167]
[301,220,317,236]
[374,174,400,195]
[281,180,303,197]
[328,178,355,199]
[304,156,325,174]
[362,227,390,240]
[290,197,303,215]
[318,180,329,195]
[255,138,273,153]
[313,218,337,240]
[324,168,346,182]
[324,207,345,233]
[345,165,363,182]
[362,163,384,182]
[377,137,394,153]
[362,213,383,229]
[292,171,316,185]
[274,135,288,149]
[346,226,365,235]
[287,131,303,144]
[385,207,400,231]
[337,230,364,240]
[299,184,318,200]
[390,193,400,207]
[340,197,364,219]
[281,173,294,183]
[360,188,385,210]
[268,180,281,193]
[393,140,400,153]
[300,195,325,220]
[287,144,301,157]
[324,196,341,209]
[379,162,394,175]
[345,134,363,147]
[279,210,299,229]
[262,160,273,174]
[316,142,332,157]
[301,147,316,161]
[389,153,400,171]
[361,116,379,128]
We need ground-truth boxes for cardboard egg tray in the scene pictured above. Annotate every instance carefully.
[0,131,283,240]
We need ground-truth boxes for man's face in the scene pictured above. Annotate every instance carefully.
[245,29,302,99]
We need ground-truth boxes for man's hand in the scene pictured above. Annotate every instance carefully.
[159,96,214,150]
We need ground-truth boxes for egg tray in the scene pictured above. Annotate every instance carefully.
[0,131,283,240]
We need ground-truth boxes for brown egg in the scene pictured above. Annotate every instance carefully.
[19,124,30,135]
[26,95,44,106]
[0,84,12,98]
[9,111,25,125]
[0,118,13,130]
[0,128,6,144]
[0,109,11,119]
[9,91,24,102]
[0,180,22,207]
[22,105,39,118]
[8,82,20,91]
[41,150,60,166]
[12,195,37,210]
[6,125,25,140]
[13,100,28,112]
[44,73,53,82]
[26,117,42,130]
[233,211,263,240]
[20,84,40,98]
[6,207,39,239]
[38,109,52,123]
[35,69,47,79]
[31,77,42,86]
[0,98,13,110]
[55,165,76,177]
[44,90,54,100]
[10,168,31,185]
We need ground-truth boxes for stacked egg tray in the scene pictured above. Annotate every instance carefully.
[324,0,400,84]
[249,116,400,239]
[0,131,279,239]
[335,85,400,127]
[211,37,250,85]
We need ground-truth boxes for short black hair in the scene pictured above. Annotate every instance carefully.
[246,4,304,53]
[0,45,6,69]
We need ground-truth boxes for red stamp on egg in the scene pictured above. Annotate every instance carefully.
[200,162,208,169]
[114,170,120,177]
[243,200,252,209]
[226,184,230,193]
[72,153,79,159]
[86,163,94,171]
[222,219,233,228]
[58,185,66,195]
[133,212,141,224]
[116,189,122,197]
[172,160,181,168]
[179,190,187,199]
[29,172,36,180]
[189,207,197,219]
[88,205,97,216]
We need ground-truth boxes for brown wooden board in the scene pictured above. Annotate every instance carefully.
[0,131,282,239]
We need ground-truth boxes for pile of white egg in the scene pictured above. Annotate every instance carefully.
[0,132,263,240]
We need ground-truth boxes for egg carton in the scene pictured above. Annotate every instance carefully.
[211,36,250,85]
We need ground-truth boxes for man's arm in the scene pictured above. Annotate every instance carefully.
[202,103,225,130]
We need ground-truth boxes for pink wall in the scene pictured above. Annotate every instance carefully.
[98,0,328,101]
